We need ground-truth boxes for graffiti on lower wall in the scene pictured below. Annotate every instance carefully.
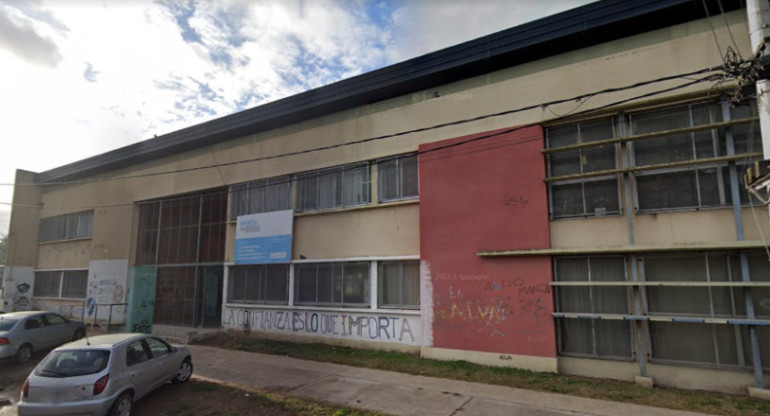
[223,307,421,345]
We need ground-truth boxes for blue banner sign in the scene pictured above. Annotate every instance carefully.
[235,210,294,264]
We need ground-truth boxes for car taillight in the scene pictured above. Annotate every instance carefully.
[93,374,109,396]
[0,338,9,345]
[22,380,29,399]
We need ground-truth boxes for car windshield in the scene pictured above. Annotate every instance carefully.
[35,350,110,378]
[0,319,19,331]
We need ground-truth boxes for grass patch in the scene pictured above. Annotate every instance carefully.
[199,333,770,416]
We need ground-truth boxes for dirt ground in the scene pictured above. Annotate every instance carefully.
[135,378,360,416]
[2,372,370,416]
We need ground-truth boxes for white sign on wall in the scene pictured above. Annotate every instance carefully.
[235,210,294,264]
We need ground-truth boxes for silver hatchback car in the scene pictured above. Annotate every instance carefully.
[18,333,193,416]
[0,311,87,363]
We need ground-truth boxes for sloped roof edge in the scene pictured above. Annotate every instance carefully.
[36,0,741,182]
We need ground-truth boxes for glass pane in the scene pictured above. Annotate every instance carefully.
[265,264,288,303]
[317,264,335,303]
[400,155,419,198]
[551,182,584,217]
[265,177,291,212]
[318,170,342,209]
[651,322,717,364]
[583,178,619,216]
[296,173,317,211]
[637,171,697,210]
[402,261,420,306]
[296,265,317,303]
[595,320,632,358]
[342,263,369,305]
[547,124,578,148]
[379,262,401,306]
[635,134,692,165]
[62,270,88,298]
[697,167,725,207]
[549,150,580,176]
[559,319,593,355]
[378,159,399,201]
[34,271,61,297]
[342,165,369,206]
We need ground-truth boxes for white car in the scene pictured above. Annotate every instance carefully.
[18,333,193,416]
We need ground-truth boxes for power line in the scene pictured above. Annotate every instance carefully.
[0,72,723,209]
[1,65,726,191]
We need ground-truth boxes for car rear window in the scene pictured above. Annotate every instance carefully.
[35,350,111,378]
[0,319,18,331]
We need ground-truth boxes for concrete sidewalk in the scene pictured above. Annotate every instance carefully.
[189,345,712,416]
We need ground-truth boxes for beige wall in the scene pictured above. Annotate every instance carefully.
[559,356,763,394]
[29,12,752,266]
[7,170,42,268]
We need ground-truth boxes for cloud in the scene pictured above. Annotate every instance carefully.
[0,2,63,67]
[83,62,98,82]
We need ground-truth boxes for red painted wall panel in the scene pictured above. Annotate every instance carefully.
[419,125,555,357]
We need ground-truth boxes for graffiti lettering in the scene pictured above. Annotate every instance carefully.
[503,194,529,207]
[484,279,523,292]
[499,355,512,361]
[225,309,416,343]
[517,284,551,296]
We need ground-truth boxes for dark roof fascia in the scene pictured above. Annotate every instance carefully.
[37,0,742,183]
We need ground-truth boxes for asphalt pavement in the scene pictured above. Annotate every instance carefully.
[189,345,715,416]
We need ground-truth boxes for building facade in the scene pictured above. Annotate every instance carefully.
[3,0,769,394]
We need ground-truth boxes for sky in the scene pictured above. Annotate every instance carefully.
[0,0,595,235]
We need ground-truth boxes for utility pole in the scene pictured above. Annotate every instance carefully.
[744,0,770,204]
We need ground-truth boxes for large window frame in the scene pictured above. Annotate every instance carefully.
[38,211,94,243]
[546,118,621,219]
[230,176,293,219]
[228,264,289,304]
[551,251,770,370]
[377,154,419,203]
[544,98,761,219]
[378,260,420,309]
[554,256,633,360]
[33,270,88,299]
[294,262,370,307]
[295,163,371,212]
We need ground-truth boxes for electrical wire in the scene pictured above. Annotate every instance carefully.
[0,65,728,191]
[0,72,727,211]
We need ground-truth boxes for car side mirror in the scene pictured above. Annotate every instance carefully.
[170,347,178,353]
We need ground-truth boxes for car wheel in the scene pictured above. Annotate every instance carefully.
[16,344,32,364]
[172,359,193,384]
[73,328,86,341]
[110,392,132,416]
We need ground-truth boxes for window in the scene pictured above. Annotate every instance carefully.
[554,256,632,359]
[230,176,292,219]
[126,341,149,366]
[33,270,88,299]
[296,163,370,212]
[632,101,761,211]
[38,211,94,242]
[378,261,420,308]
[146,337,171,358]
[228,264,289,304]
[546,118,620,219]
[295,262,370,307]
[136,191,227,266]
[545,99,761,218]
[378,154,419,202]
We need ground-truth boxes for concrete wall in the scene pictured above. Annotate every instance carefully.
[222,306,421,350]
[418,125,555,370]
